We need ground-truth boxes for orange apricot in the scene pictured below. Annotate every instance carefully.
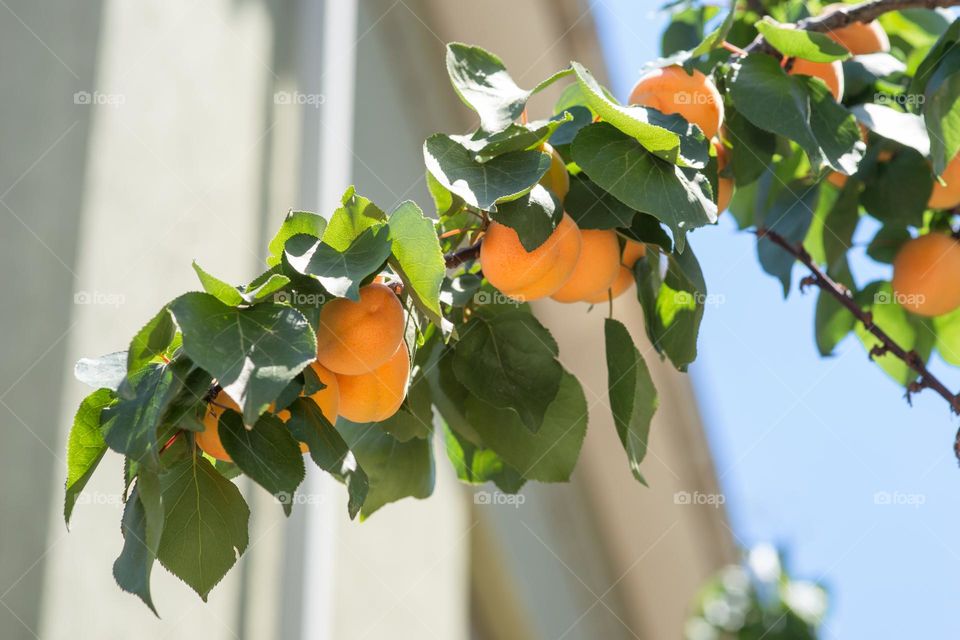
[714,139,734,212]
[480,212,582,301]
[584,239,647,303]
[892,233,960,317]
[539,142,570,202]
[928,153,960,210]
[628,66,724,139]
[822,4,890,54]
[551,229,621,303]
[337,341,410,423]
[621,239,647,268]
[788,59,844,102]
[196,390,240,462]
[315,283,405,375]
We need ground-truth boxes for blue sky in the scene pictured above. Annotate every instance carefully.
[592,2,960,636]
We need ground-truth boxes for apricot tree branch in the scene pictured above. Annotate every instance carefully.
[757,228,960,453]
[745,0,960,54]
[444,242,482,268]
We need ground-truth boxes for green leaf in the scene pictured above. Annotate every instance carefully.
[113,472,163,615]
[850,103,930,156]
[867,225,912,264]
[240,271,290,304]
[219,412,305,516]
[169,293,316,425]
[452,309,562,432]
[570,62,708,168]
[488,184,561,251]
[464,371,587,482]
[101,363,182,469]
[322,187,387,251]
[549,106,594,147]
[725,108,776,185]
[910,19,960,99]
[564,175,637,230]
[634,244,706,371]
[64,388,114,524]
[267,210,327,267]
[286,397,369,519]
[604,319,659,485]
[854,282,935,386]
[860,147,933,228]
[572,122,717,252]
[757,182,818,296]
[442,420,523,491]
[386,201,447,330]
[446,43,532,133]
[444,43,571,134]
[426,171,465,219]
[128,307,176,373]
[159,364,213,433]
[75,351,127,391]
[157,453,249,601]
[755,17,850,62]
[284,226,392,301]
[933,307,960,366]
[924,48,960,175]
[455,114,572,161]
[423,134,551,210]
[192,261,244,306]
[727,54,863,174]
[335,420,435,519]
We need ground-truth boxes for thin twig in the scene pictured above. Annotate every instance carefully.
[758,227,960,421]
[444,242,482,268]
[745,0,960,55]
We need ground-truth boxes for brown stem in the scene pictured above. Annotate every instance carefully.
[444,242,482,268]
[757,227,960,421]
[745,0,960,55]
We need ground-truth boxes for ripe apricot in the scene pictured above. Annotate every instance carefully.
[480,212,582,301]
[539,142,569,202]
[275,362,341,452]
[714,139,734,212]
[315,283,405,375]
[628,66,723,139]
[892,233,960,317]
[337,341,410,423]
[621,239,647,268]
[822,4,890,54]
[788,59,844,102]
[551,229,621,303]
[928,153,960,209]
[196,390,240,462]
[583,239,646,303]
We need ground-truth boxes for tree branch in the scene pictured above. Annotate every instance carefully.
[745,0,960,54]
[444,242,481,268]
[757,228,960,451]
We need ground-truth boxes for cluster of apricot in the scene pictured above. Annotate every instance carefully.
[481,148,649,304]
[197,283,410,462]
